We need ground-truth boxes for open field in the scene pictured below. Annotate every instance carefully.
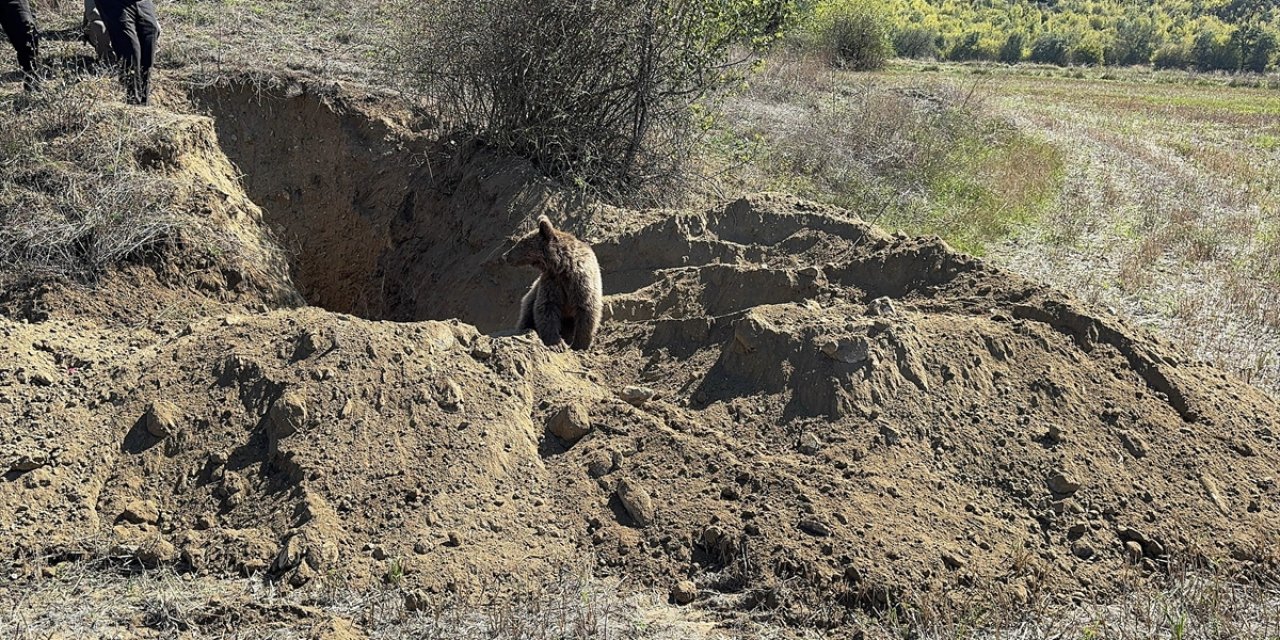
[946,64,1280,393]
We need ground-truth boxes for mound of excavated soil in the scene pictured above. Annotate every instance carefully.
[3,82,1279,633]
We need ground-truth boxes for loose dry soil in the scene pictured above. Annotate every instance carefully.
[3,78,1279,636]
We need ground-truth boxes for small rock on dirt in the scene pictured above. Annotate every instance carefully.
[405,589,431,612]
[275,534,306,571]
[1067,522,1087,540]
[547,403,592,444]
[267,392,308,439]
[797,432,822,455]
[1042,424,1062,443]
[1119,432,1148,459]
[1199,473,1231,515]
[120,499,160,525]
[294,329,322,359]
[798,518,831,537]
[1071,542,1096,560]
[1124,541,1144,563]
[437,378,463,411]
[868,297,897,317]
[616,478,656,528]
[470,338,494,361]
[144,401,180,438]
[1047,470,1081,495]
[135,537,176,567]
[586,450,617,478]
[618,385,655,407]
[941,551,966,569]
[672,580,697,605]
[879,422,903,446]
[820,337,871,364]
[9,452,48,472]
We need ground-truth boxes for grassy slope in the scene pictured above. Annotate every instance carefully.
[703,53,1065,256]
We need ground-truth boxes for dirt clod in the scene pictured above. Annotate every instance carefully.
[134,536,177,567]
[438,378,464,411]
[672,580,697,605]
[1119,432,1149,458]
[144,401,180,438]
[548,404,592,444]
[1048,470,1082,495]
[618,386,655,407]
[9,452,48,473]
[941,551,967,569]
[798,518,832,537]
[267,392,308,440]
[119,499,160,525]
[616,478,656,528]
[797,432,822,455]
[1124,540,1144,562]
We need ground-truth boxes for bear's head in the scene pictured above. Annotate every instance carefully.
[503,215,573,274]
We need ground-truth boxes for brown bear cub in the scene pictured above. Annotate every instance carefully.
[502,215,603,351]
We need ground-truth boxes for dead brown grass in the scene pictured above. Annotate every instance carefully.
[0,559,710,640]
[0,79,184,281]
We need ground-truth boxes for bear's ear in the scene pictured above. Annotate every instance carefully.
[537,215,555,239]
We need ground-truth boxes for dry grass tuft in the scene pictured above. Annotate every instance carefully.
[0,78,183,281]
[0,558,702,640]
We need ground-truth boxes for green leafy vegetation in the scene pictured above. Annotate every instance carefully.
[707,54,1064,255]
[796,0,1280,71]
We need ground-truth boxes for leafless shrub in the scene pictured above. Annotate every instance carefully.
[387,0,788,204]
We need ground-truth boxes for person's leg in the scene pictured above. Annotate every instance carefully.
[99,0,142,102]
[0,3,24,62]
[2,0,39,89]
[84,0,114,64]
[132,0,157,104]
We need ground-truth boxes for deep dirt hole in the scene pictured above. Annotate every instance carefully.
[189,81,559,332]
[185,81,968,344]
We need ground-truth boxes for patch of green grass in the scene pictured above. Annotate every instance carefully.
[703,54,1064,255]
[913,133,1063,255]
[1147,93,1280,117]
[1252,134,1280,151]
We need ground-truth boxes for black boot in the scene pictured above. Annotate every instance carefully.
[19,56,39,92]
[126,67,150,105]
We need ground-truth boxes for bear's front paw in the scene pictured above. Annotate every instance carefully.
[546,341,569,353]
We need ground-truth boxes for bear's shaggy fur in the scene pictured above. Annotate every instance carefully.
[502,215,603,351]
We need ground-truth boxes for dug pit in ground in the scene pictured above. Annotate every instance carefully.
[2,80,1279,634]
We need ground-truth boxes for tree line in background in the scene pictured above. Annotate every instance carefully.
[802,0,1280,72]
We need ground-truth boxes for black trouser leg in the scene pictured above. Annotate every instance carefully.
[132,0,157,104]
[1,0,39,90]
[98,0,146,103]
